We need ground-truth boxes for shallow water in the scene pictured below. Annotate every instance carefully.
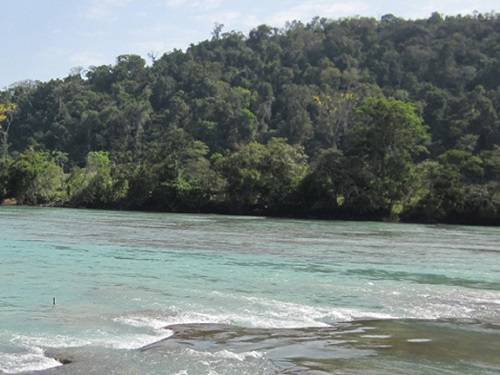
[0,207,499,374]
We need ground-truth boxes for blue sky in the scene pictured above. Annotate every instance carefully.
[1,0,498,88]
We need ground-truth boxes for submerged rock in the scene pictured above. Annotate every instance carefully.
[30,320,500,374]
[143,319,500,374]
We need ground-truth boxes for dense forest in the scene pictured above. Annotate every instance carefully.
[1,13,500,224]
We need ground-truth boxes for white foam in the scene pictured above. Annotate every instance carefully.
[12,334,89,349]
[323,308,396,322]
[164,310,326,329]
[117,311,234,328]
[472,297,500,305]
[384,287,500,321]
[236,296,396,326]
[115,296,397,332]
[92,330,174,350]
[407,338,432,343]
[361,335,392,339]
[12,330,174,351]
[0,347,62,374]
[184,348,265,362]
[113,316,171,330]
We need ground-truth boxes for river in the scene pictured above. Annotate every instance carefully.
[1,207,499,374]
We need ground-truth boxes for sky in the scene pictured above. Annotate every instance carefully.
[1,0,498,88]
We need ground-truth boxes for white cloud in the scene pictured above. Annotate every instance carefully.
[132,40,175,56]
[195,10,258,28]
[403,0,497,19]
[268,1,371,26]
[85,0,134,20]
[194,0,373,33]
[164,0,224,10]
[126,23,204,57]
[69,51,109,67]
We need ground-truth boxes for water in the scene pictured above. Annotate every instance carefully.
[0,207,499,374]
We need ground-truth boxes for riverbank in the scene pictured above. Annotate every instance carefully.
[0,198,17,206]
[2,200,499,227]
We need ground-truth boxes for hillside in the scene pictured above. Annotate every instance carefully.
[1,13,500,224]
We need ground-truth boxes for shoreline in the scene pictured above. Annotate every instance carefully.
[1,202,499,227]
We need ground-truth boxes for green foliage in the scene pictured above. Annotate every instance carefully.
[347,97,429,213]
[0,158,11,201]
[221,138,308,210]
[301,97,429,218]
[2,13,500,223]
[67,151,128,208]
[482,146,500,180]
[0,103,16,161]
[7,149,66,205]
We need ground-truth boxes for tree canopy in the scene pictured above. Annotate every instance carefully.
[2,13,500,224]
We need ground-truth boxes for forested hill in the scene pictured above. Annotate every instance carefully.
[1,13,500,224]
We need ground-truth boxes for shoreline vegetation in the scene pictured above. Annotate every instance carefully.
[2,13,500,226]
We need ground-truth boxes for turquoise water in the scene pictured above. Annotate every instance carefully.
[0,207,500,374]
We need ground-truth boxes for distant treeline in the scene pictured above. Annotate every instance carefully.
[1,13,500,224]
